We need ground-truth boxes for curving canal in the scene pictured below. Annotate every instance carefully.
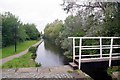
[35,40,65,67]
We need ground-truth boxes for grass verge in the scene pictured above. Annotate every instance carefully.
[107,66,120,75]
[2,52,36,68]
[1,40,37,59]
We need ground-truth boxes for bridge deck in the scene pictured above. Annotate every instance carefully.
[74,56,120,63]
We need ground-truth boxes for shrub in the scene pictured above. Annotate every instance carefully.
[36,63,41,67]
[29,46,37,60]
[31,53,37,60]
[29,46,37,53]
[64,51,73,62]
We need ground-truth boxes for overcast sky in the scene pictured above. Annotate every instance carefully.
[0,0,69,32]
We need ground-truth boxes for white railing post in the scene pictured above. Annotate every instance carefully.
[73,38,75,62]
[100,37,102,58]
[79,38,82,69]
[109,38,113,67]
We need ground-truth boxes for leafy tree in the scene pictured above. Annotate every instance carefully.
[44,20,64,43]
[2,12,40,47]
[2,12,20,47]
[24,23,40,40]
[17,23,28,41]
[100,3,120,37]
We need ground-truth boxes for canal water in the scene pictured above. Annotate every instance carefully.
[35,40,65,67]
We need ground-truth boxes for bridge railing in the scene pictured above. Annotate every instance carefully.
[68,37,120,69]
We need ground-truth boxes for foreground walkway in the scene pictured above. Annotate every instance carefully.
[1,65,91,79]
[0,40,43,65]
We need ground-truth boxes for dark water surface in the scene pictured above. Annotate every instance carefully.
[35,40,64,67]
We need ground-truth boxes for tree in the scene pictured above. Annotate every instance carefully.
[44,20,64,43]
[24,23,40,40]
[2,12,40,47]
[2,12,20,47]
[17,23,28,41]
[62,1,120,37]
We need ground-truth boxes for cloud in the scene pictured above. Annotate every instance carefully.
[0,0,68,32]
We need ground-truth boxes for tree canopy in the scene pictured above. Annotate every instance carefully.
[2,12,40,47]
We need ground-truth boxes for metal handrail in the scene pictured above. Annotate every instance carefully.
[68,37,120,69]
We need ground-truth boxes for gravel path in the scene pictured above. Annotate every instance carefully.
[0,40,43,65]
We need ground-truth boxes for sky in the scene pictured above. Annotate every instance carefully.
[0,0,69,32]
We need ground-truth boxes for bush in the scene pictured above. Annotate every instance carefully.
[29,46,37,60]
[64,51,73,61]
[36,63,41,67]
[29,46,37,53]
[31,53,37,60]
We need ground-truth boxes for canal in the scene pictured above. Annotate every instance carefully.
[35,40,65,67]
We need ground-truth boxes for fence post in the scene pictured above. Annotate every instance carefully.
[100,37,102,58]
[109,38,113,67]
[79,38,82,69]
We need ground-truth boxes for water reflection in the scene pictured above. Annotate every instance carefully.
[35,40,64,67]
[44,40,62,54]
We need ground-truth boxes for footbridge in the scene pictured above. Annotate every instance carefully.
[68,37,120,69]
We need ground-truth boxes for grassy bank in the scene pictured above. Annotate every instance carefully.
[2,52,37,68]
[1,40,37,59]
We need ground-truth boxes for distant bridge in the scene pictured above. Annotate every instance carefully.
[68,37,120,69]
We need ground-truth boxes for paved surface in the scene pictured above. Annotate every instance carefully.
[1,65,91,79]
[0,40,43,65]
[112,72,120,80]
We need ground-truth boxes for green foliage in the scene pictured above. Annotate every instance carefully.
[44,20,64,41]
[64,51,72,60]
[2,12,40,47]
[67,70,73,73]
[35,63,41,67]
[17,24,28,41]
[24,24,40,40]
[2,52,37,68]
[31,53,37,60]
[29,46,37,60]
[29,46,37,53]
[107,66,120,76]
[2,12,20,47]
[100,3,120,37]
